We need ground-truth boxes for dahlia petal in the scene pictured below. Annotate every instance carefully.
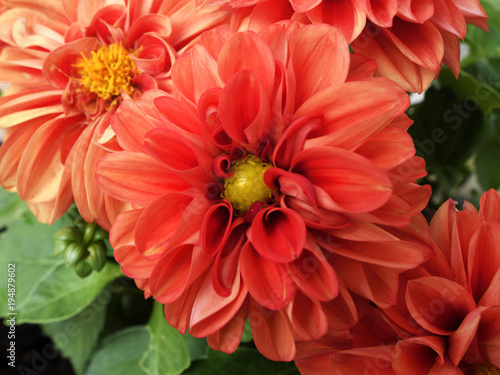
[290,24,349,107]
[249,207,306,263]
[240,242,297,310]
[296,79,410,150]
[207,299,249,354]
[286,243,338,302]
[43,37,98,88]
[271,114,322,169]
[291,147,393,213]
[431,0,467,38]
[406,276,476,335]
[397,0,434,23]
[109,208,143,249]
[439,29,461,77]
[288,292,328,341]
[154,95,202,135]
[366,0,398,27]
[200,203,233,258]
[479,189,500,224]
[126,14,172,45]
[392,336,447,375]
[114,244,154,280]
[321,278,358,330]
[164,278,204,334]
[289,0,321,12]
[200,27,233,61]
[133,34,175,76]
[477,307,500,368]
[354,128,415,170]
[346,54,377,81]
[172,44,221,104]
[190,270,248,337]
[448,307,484,366]
[133,192,192,256]
[467,223,500,302]
[249,299,296,362]
[150,245,211,304]
[219,70,271,149]
[330,346,396,375]
[265,168,317,208]
[217,30,275,91]
[306,0,366,42]
[111,91,165,153]
[96,152,189,206]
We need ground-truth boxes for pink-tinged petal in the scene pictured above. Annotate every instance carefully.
[249,207,306,263]
[109,209,143,249]
[200,27,233,62]
[392,336,447,375]
[306,0,366,42]
[288,292,328,341]
[133,34,175,76]
[110,91,165,153]
[271,114,322,169]
[200,203,233,258]
[134,192,192,256]
[126,13,172,46]
[286,239,338,302]
[397,0,434,23]
[479,189,500,224]
[219,70,272,149]
[290,24,349,108]
[43,38,98,88]
[190,269,248,337]
[331,254,399,308]
[467,223,500,303]
[207,299,249,354]
[321,278,359,330]
[289,0,321,12]
[346,54,377,81]
[218,31,275,91]
[172,44,221,104]
[448,306,485,366]
[145,128,199,171]
[240,242,297,310]
[406,276,476,335]
[440,29,461,78]
[245,1,294,34]
[330,346,396,375]
[354,128,415,170]
[150,244,212,304]
[96,152,189,206]
[249,299,296,362]
[430,198,456,262]
[114,245,155,280]
[291,147,393,213]
[366,0,398,27]
[296,79,409,150]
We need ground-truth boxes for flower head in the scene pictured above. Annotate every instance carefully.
[0,0,229,228]
[97,22,433,361]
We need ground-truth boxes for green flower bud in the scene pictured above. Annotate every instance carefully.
[64,242,87,266]
[54,239,72,256]
[54,226,83,242]
[93,227,109,242]
[82,222,97,245]
[73,259,93,278]
[87,241,107,272]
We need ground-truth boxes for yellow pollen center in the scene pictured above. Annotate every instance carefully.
[74,42,137,101]
[221,155,273,213]
[473,365,500,375]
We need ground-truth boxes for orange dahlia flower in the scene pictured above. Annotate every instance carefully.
[296,189,500,374]
[200,0,488,93]
[96,22,433,361]
[0,0,229,228]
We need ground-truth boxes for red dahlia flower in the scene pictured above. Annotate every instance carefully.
[200,0,488,93]
[97,22,433,361]
[295,190,500,374]
[0,0,229,228]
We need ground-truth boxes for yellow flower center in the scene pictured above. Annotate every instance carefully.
[473,365,500,375]
[221,155,274,213]
[74,42,137,101]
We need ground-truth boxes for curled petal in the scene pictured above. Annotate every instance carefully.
[200,203,233,258]
[288,292,328,341]
[265,168,317,208]
[249,207,306,263]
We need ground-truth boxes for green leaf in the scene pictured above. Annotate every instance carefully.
[42,296,108,375]
[184,347,300,375]
[85,326,150,375]
[182,333,208,363]
[140,301,190,375]
[463,0,500,61]
[475,137,500,190]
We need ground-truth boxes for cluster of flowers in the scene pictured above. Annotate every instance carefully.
[0,0,497,374]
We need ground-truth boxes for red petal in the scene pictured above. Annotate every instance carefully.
[291,147,393,213]
[109,209,143,248]
[366,0,398,27]
[288,292,328,341]
[406,276,476,335]
[249,207,306,263]
[448,306,484,366]
[240,242,297,310]
[392,336,447,375]
[96,152,189,206]
[264,168,317,209]
[397,0,434,23]
[218,31,275,91]
[331,346,396,375]
[249,299,296,362]
[479,189,500,223]
[114,245,155,280]
[200,203,233,258]
[219,70,271,149]
[290,24,349,107]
